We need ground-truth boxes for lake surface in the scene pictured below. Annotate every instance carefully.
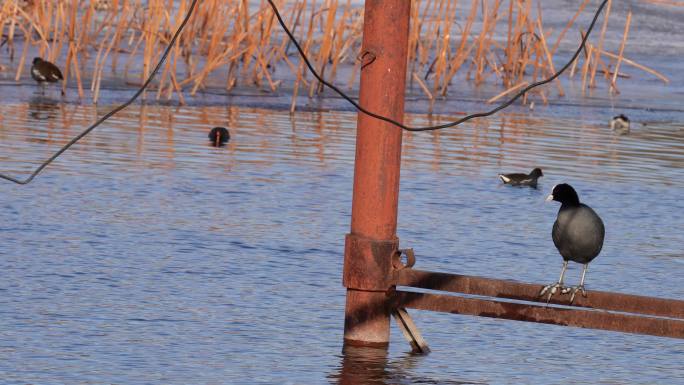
[1,101,683,384]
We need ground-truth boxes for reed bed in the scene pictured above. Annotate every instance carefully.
[0,0,668,107]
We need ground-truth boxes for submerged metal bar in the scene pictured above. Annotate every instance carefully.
[395,291,684,339]
[392,308,430,354]
[394,268,684,320]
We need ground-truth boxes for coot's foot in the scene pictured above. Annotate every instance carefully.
[562,285,586,304]
[539,282,566,303]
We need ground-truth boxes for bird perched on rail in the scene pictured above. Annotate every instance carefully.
[31,57,64,95]
[610,114,630,135]
[208,126,230,147]
[540,183,605,304]
[498,167,544,188]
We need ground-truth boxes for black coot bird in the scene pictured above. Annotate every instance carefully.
[610,114,630,134]
[540,184,605,303]
[498,168,543,188]
[208,126,230,147]
[31,57,64,93]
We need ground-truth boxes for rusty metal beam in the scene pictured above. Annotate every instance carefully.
[343,0,411,348]
[395,268,684,320]
[395,291,684,339]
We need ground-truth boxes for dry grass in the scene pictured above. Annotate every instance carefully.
[0,0,666,107]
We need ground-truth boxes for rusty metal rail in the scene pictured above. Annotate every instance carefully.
[394,291,684,339]
[393,268,684,339]
[394,268,684,319]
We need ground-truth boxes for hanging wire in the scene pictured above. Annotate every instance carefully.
[266,0,609,132]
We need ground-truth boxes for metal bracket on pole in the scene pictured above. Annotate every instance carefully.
[343,233,398,291]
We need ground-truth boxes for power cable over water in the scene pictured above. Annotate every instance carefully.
[1,0,609,185]
[266,0,609,132]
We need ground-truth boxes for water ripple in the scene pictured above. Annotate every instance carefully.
[0,104,682,384]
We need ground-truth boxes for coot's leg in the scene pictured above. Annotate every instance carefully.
[562,263,588,304]
[540,260,568,303]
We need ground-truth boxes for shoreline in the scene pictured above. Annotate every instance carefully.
[2,62,682,128]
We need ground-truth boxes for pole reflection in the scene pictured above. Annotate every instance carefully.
[332,345,390,385]
[331,345,477,385]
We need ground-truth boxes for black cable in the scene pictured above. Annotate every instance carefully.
[0,0,200,185]
[267,0,609,132]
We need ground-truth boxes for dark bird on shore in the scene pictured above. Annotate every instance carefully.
[498,168,543,188]
[540,184,605,304]
[31,57,64,94]
[610,114,630,134]
[209,126,230,147]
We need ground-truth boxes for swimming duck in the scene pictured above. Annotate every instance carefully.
[208,127,230,147]
[540,184,605,304]
[498,168,543,188]
[610,114,630,134]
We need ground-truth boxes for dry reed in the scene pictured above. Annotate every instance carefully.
[0,0,663,107]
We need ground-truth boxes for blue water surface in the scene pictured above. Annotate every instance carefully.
[1,103,683,384]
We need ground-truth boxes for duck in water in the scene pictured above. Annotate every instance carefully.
[208,127,230,147]
[610,114,630,135]
[498,168,544,188]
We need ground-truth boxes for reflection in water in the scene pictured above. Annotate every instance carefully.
[331,346,481,385]
[332,346,390,385]
[28,95,60,120]
[1,103,683,185]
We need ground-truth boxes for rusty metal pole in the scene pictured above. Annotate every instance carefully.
[343,0,411,348]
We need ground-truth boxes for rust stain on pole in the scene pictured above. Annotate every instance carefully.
[343,0,411,348]
[394,268,684,319]
[395,291,684,339]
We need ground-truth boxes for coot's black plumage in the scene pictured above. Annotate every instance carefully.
[209,127,230,147]
[498,168,543,187]
[31,58,64,90]
[540,183,605,303]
